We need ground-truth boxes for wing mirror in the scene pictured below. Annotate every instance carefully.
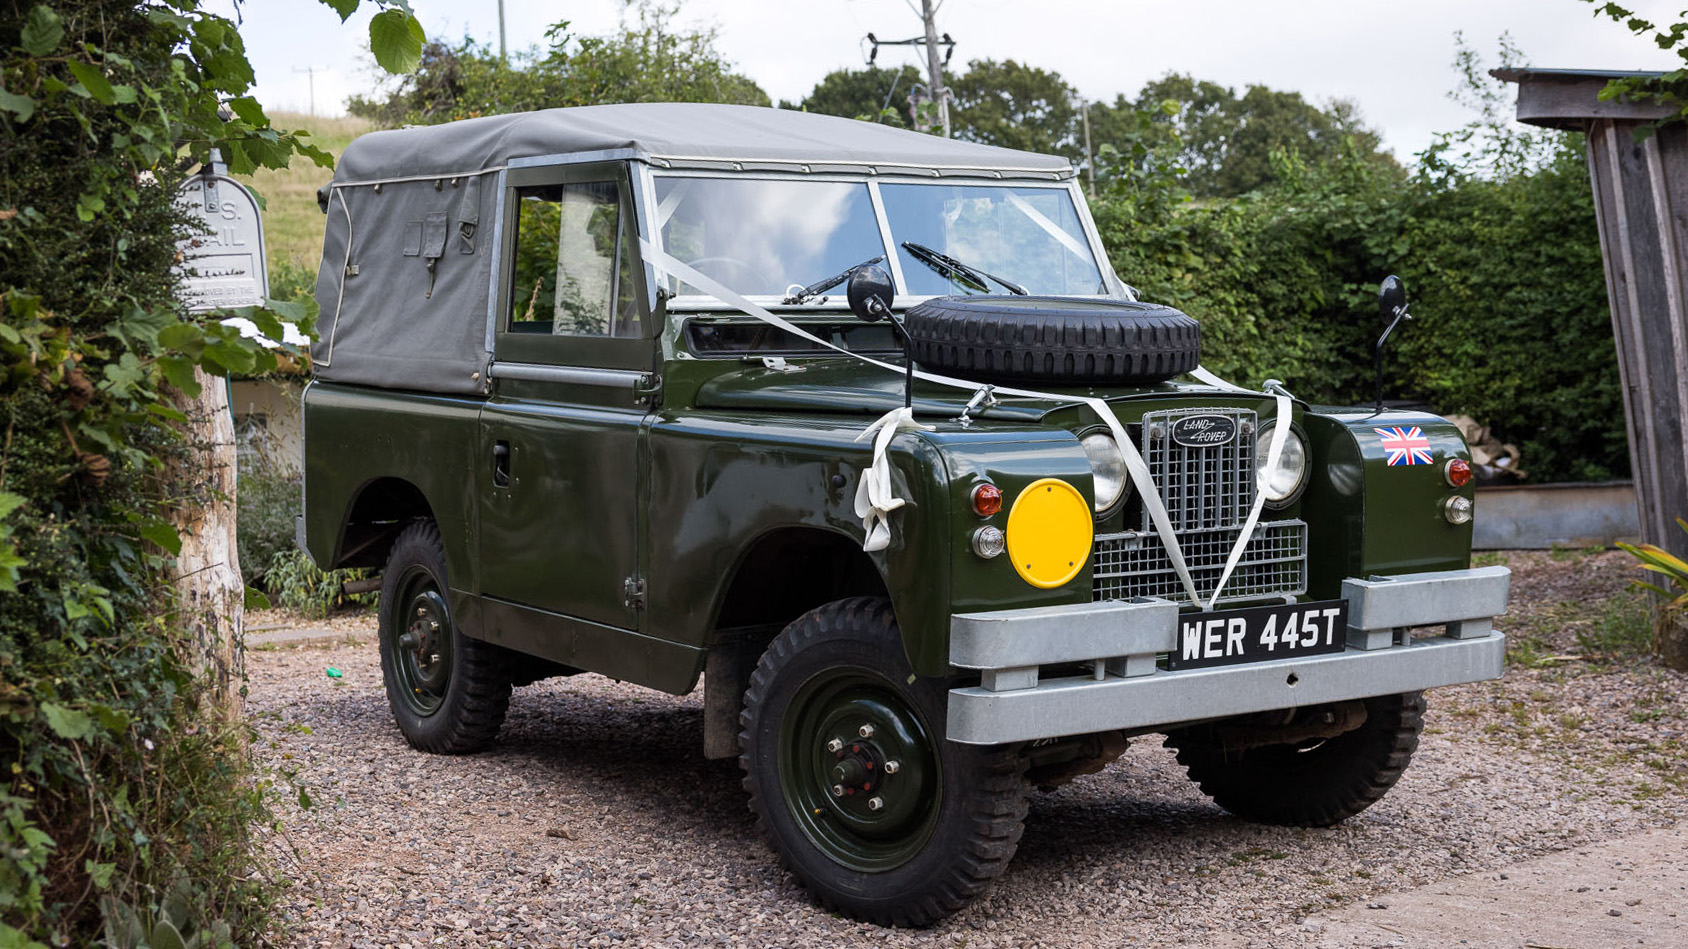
[847,265,895,323]
[1373,275,1413,413]
[1379,275,1407,323]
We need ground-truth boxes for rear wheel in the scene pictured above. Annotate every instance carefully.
[378,521,511,754]
[739,597,1027,926]
[1164,692,1426,827]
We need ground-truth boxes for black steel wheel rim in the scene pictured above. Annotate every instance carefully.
[392,565,452,716]
[776,668,941,873]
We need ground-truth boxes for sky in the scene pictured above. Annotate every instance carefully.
[221,0,1687,162]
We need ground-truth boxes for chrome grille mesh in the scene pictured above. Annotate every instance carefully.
[1092,520,1308,605]
[1140,407,1257,531]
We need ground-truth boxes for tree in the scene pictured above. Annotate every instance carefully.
[0,1,421,943]
[349,1,769,126]
[949,58,1081,160]
[782,64,923,127]
[1090,72,1396,198]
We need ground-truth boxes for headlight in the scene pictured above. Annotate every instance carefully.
[1255,423,1308,505]
[1081,432,1129,513]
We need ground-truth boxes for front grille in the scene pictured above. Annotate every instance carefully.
[1140,407,1256,531]
[1092,519,1308,605]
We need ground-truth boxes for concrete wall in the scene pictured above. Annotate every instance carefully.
[230,378,303,475]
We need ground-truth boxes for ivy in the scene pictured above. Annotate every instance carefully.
[0,1,425,943]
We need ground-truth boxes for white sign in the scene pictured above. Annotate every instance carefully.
[175,168,268,313]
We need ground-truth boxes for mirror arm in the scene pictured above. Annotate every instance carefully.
[887,312,915,409]
[1373,306,1412,414]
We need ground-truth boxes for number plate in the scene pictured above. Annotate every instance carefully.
[1165,600,1349,671]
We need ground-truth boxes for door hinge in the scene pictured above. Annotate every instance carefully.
[622,576,647,610]
[634,373,663,406]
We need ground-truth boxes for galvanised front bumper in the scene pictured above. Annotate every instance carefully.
[945,566,1510,745]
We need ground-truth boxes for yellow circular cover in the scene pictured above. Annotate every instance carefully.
[1005,478,1094,589]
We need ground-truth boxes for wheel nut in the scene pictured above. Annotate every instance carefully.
[858,724,875,738]
[867,796,884,811]
[884,760,900,774]
[831,784,845,798]
[825,738,843,753]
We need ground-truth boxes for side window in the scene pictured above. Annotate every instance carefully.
[508,180,640,338]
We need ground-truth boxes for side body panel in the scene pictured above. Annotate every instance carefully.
[301,382,482,593]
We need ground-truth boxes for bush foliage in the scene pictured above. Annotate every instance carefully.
[1092,57,1620,482]
[0,1,416,945]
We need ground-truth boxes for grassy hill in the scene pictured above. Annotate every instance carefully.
[234,112,376,296]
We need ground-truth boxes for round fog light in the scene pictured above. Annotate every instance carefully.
[1443,495,1474,525]
[971,526,1006,559]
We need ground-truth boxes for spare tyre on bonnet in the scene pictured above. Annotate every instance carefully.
[297,101,1509,928]
[903,295,1201,385]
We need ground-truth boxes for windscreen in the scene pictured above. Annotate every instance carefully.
[653,177,885,298]
[878,183,1104,296]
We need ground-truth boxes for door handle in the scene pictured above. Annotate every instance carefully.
[492,440,511,487]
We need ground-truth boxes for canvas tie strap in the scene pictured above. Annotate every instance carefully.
[638,241,1291,609]
[854,407,935,552]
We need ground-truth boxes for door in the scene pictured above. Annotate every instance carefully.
[478,161,654,629]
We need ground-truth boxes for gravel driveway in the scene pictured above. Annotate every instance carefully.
[248,550,1685,948]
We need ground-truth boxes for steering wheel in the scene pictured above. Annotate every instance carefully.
[685,256,774,292]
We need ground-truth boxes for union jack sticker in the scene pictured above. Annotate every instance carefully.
[1374,426,1434,466]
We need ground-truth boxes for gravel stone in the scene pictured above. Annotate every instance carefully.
[248,550,1686,947]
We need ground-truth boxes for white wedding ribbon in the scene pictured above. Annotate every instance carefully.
[854,407,935,552]
[639,240,1290,609]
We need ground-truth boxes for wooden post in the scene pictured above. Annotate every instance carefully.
[170,367,245,714]
[1501,68,1688,668]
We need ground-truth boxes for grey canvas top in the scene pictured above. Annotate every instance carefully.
[313,104,1074,396]
[333,102,1074,182]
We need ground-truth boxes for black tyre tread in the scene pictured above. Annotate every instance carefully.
[903,296,1201,386]
[738,597,1027,927]
[1164,692,1426,828]
[378,521,512,755]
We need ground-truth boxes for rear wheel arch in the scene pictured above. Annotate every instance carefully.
[332,476,437,569]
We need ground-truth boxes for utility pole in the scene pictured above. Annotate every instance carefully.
[1080,98,1095,196]
[498,0,508,64]
[864,2,955,137]
[919,0,949,138]
[292,65,329,117]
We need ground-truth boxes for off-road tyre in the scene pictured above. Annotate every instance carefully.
[903,295,1201,386]
[1164,692,1427,827]
[739,597,1028,927]
[378,521,511,754]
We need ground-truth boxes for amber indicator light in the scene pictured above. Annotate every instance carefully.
[1444,458,1472,488]
[971,483,1003,517]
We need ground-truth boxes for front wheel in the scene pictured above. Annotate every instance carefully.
[1164,691,1427,827]
[378,521,511,754]
[738,598,1027,927]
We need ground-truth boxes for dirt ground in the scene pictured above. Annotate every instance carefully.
[246,549,1686,948]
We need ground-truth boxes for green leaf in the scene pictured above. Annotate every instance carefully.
[244,584,271,610]
[136,518,182,556]
[0,492,23,521]
[20,5,63,57]
[297,786,314,809]
[157,322,205,353]
[148,920,187,949]
[67,61,116,105]
[40,702,93,741]
[156,355,201,396]
[369,9,425,75]
[0,86,34,123]
[84,860,116,890]
[318,0,359,22]
[0,921,51,949]
[228,95,266,127]
[90,704,131,734]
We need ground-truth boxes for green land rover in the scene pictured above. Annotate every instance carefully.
[300,103,1509,926]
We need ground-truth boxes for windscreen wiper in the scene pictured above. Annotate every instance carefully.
[782,256,886,305]
[900,241,1027,295]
